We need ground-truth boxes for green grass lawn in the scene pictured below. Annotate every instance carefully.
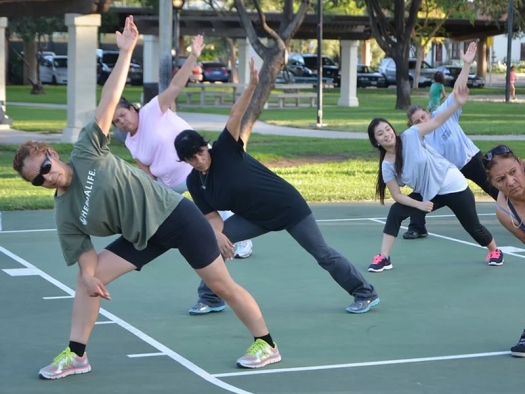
[6,85,524,135]
[1,133,524,211]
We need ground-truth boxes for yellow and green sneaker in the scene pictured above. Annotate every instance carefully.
[39,347,91,380]
[236,339,281,369]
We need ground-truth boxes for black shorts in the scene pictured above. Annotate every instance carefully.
[105,198,220,270]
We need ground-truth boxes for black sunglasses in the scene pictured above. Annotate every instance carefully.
[31,152,52,187]
[483,145,512,163]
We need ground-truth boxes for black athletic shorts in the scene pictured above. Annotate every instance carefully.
[105,198,220,270]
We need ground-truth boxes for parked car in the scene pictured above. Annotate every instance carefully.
[288,53,340,86]
[378,58,437,87]
[200,61,231,83]
[356,64,387,88]
[96,49,143,86]
[172,57,203,83]
[39,55,67,85]
[435,65,485,88]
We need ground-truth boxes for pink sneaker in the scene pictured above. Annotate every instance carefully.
[486,249,504,266]
[236,339,281,368]
[39,347,91,380]
[368,254,393,273]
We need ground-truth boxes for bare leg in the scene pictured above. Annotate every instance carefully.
[70,250,136,344]
[196,256,268,337]
[380,233,396,257]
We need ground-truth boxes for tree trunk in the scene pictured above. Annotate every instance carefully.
[240,46,285,144]
[393,52,412,110]
[226,37,238,83]
[22,40,36,85]
[413,43,425,89]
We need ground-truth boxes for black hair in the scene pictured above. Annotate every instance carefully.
[367,118,404,205]
[174,129,209,161]
[116,97,140,112]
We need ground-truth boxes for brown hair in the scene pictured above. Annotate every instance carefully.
[406,104,427,126]
[13,141,51,181]
[484,145,521,177]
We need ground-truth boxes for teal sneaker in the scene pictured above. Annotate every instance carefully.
[236,339,282,368]
[346,296,380,314]
[188,302,226,315]
[39,347,91,380]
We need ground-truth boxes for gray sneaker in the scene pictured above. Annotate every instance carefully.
[188,302,226,315]
[346,296,380,314]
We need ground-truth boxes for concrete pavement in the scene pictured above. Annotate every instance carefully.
[1,99,524,145]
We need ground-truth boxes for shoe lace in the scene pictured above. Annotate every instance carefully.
[518,335,525,346]
[51,348,72,366]
[486,249,502,261]
[245,339,269,356]
[372,254,385,265]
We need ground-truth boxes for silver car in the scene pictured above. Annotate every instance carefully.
[378,57,437,87]
[39,55,67,85]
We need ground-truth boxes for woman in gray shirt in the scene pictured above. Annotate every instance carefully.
[366,86,503,273]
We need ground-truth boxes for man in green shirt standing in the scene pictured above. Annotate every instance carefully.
[12,16,281,379]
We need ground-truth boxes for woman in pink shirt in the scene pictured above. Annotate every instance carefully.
[112,36,253,315]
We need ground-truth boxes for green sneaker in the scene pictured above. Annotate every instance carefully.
[38,347,91,380]
[236,339,282,368]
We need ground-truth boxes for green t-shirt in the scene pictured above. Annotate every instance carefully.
[429,82,444,106]
[55,120,183,265]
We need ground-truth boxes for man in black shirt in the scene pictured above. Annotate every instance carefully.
[175,58,379,315]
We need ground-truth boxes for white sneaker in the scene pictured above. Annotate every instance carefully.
[234,240,253,259]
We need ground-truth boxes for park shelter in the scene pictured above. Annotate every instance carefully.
[0,1,511,141]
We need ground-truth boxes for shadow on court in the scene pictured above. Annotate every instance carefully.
[0,203,524,394]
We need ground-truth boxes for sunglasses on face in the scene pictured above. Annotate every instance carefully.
[31,152,52,187]
[483,145,513,163]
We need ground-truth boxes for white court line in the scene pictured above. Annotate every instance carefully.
[128,352,166,358]
[316,213,495,222]
[2,268,41,276]
[0,229,56,234]
[0,245,251,394]
[368,218,525,260]
[212,351,510,378]
[94,320,117,325]
[0,213,496,233]
[42,295,74,300]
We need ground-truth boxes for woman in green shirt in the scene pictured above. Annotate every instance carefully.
[12,16,280,379]
[428,71,447,113]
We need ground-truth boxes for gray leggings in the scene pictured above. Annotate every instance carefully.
[197,213,377,306]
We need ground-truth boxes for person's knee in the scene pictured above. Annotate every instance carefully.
[205,278,236,300]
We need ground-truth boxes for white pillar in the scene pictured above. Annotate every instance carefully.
[0,17,11,130]
[143,35,159,84]
[237,38,265,92]
[62,13,101,143]
[338,40,359,107]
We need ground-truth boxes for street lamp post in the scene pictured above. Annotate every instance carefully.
[158,0,173,93]
[172,0,185,75]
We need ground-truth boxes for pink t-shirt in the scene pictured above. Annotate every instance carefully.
[125,96,193,188]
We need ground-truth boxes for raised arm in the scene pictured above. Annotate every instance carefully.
[95,16,139,136]
[158,35,205,113]
[454,41,477,90]
[418,85,469,136]
[226,57,258,142]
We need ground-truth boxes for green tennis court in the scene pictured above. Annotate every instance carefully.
[0,202,523,394]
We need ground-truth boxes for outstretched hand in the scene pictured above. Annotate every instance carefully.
[191,35,205,58]
[248,57,259,86]
[461,42,477,65]
[116,15,139,53]
[453,84,470,106]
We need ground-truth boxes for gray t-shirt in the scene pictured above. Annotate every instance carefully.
[55,120,183,265]
[382,126,454,201]
[425,95,480,169]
